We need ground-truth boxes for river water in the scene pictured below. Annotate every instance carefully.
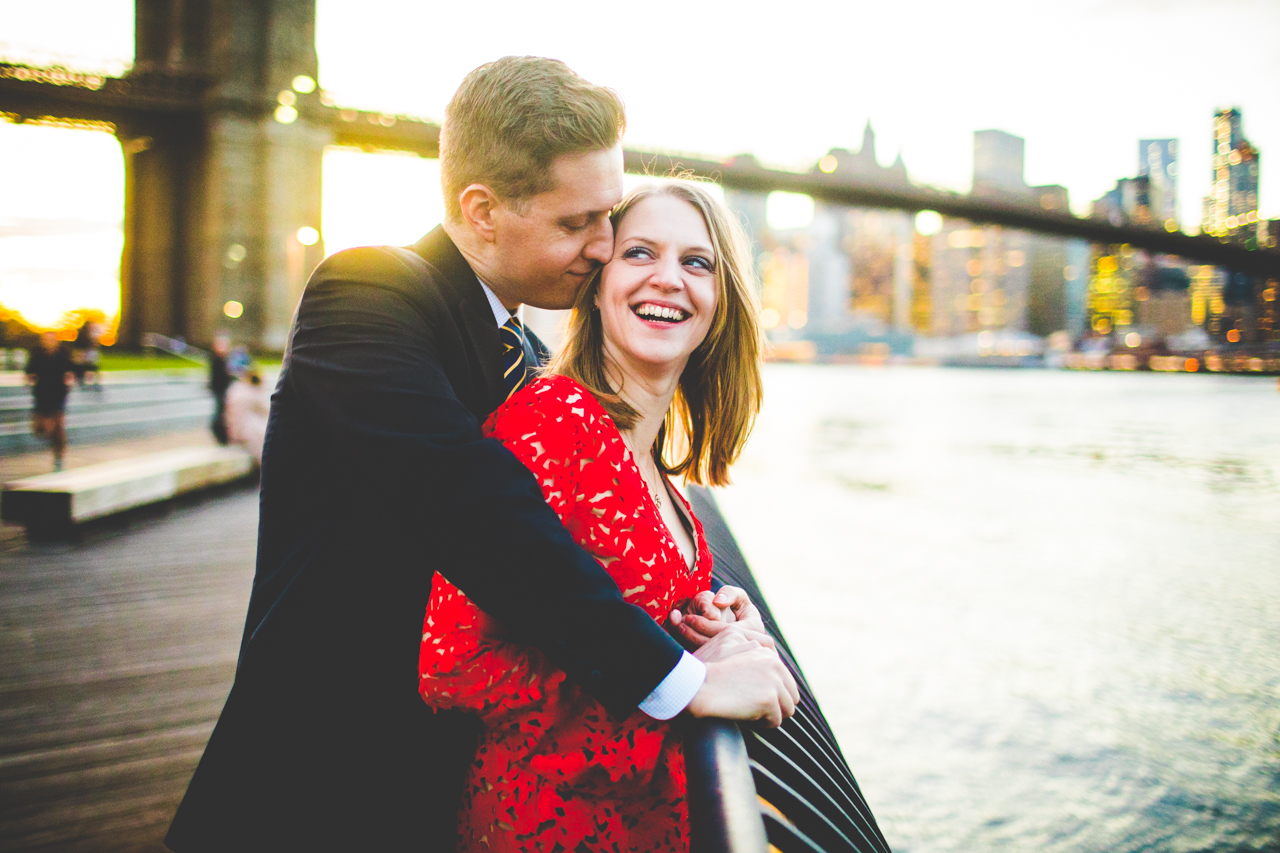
[713,365,1280,853]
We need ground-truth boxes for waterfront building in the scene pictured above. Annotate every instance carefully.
[1258,276,1278,343]
[910,231,932,333]
[1260,218,1280,250]
[1085,247,1134,338]
[810,124,915,346]
[928,130,1085,343]
[929,220,1031,336]
[1190,265,1226,339]
[1138,139,1179,230]
[1201,108,1261,247]
[972,129,1026,196]
[724,124,916,355]
[1087,146,1205,348]
[1092,176,1153,226]
[723,181,810,344]
[1190,108,1266,344]
[757,242,811,343]
[1259,220,1280,344]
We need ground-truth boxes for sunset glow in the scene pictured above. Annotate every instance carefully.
[0,121,123,332]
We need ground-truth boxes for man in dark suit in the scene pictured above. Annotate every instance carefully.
[166,57,796,852]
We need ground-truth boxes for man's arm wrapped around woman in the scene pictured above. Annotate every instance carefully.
[419,380,590,719]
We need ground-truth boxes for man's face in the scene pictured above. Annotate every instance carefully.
[488,145,624,311]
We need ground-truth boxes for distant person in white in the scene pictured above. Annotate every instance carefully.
[224,370,269,464]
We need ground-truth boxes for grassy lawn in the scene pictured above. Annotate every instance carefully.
[97,352,283,371]
[99,352,204,371]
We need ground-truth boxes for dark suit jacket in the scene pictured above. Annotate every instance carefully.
[166,227,685,852]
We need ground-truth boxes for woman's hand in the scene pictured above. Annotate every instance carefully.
[668,586,766,650]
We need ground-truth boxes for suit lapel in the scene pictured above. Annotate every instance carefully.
[409,227,508,411]
[461,296,507,410]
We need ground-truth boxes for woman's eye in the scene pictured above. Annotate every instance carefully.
[622,246,652,260]
[684,255,714,272]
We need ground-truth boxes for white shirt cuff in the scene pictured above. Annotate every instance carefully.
[638,651,706,720]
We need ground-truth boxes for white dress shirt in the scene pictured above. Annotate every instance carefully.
[476,279,706,720]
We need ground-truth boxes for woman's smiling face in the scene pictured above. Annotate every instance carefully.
[596,193,719,377]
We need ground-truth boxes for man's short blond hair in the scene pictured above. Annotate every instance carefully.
[439,57,626,221]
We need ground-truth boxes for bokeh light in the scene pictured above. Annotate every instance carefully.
[766,192,814,231]
[914,210,943,235]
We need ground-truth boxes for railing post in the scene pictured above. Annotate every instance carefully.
[684,718,769,853]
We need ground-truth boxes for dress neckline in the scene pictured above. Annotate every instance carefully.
[530,375,701,576]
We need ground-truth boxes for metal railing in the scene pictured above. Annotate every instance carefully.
[685,486,893,853]
[140,332,208,365]
[685,718,770,853]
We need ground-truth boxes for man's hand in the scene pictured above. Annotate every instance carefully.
[686,626,799,728]
[669,586,766,650]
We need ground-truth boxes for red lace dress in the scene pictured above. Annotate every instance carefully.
[420,375,712,853]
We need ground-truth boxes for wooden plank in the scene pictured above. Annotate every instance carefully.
[0,486,258,852]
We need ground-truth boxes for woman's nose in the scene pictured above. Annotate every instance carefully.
[648,256,683,290]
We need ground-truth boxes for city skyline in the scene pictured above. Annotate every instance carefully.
[0,1,1277,337]
[1,0,1278,226]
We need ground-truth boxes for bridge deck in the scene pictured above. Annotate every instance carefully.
[0,486,257,852]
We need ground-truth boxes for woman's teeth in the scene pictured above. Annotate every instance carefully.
[633,304,688,323]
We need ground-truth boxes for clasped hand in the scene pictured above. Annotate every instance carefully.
[669,587,799,727]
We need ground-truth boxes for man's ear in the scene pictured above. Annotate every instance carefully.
[458,184,501,243]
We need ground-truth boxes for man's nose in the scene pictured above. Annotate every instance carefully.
[582,218,613,265]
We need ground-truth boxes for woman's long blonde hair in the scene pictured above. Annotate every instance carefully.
[547,181,764,486]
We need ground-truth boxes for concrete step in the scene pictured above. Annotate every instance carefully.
[0,372,216,454]
[1,446,255,538]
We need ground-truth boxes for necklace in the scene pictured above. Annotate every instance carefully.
[622,433,664,510]
[639,459,664,510]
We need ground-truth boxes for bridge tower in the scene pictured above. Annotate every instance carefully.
[120,0,328,350]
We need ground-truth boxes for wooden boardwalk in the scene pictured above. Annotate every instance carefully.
[0,485,257,852]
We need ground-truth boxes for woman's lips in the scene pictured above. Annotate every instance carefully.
[632,302,690,323]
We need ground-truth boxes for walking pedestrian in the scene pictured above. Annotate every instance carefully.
[71,320,102,391]
[25,331,75,472]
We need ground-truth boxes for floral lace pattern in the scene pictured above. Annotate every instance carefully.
[420,375,712,853]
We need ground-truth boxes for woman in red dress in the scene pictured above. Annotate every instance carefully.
[420,181,771,852]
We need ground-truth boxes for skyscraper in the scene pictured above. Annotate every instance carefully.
[1202,108,1261,242]
[927,129,1084,339]
[973,130,1027,196]
[1138,139,1179,229]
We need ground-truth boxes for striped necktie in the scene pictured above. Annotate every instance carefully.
[500,315,530,400]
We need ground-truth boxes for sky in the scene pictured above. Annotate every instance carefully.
[0,0,1277,329]
[310,0,1280,222]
